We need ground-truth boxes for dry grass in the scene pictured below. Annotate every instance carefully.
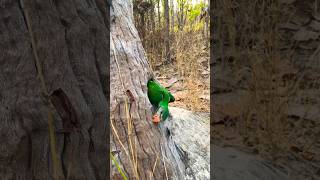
[22,6,62,179]
[171,30,210,112]
[145,26,210,113]
[213,0,293,158]
[213,0,320,163]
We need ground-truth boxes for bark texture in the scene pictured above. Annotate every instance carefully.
[110,1,188,179]
[0,0,109,179]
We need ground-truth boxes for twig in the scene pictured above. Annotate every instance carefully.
[152,153,159,174]
[110,151,128,180]
[111,35,139,179]
[21,3,60,179]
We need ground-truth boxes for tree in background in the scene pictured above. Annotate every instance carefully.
[133,0,209,63]
[171,0,175,32]
[132,0,210,113]
[164,0,171,63]
[133,0,153,44]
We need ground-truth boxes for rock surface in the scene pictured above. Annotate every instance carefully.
[161,107,210,180]
[161,107,290,180]
[214,146,289,180]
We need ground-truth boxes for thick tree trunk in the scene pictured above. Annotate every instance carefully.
[0,0,109,179]
[1,0,190,179]
[110,1,186,179]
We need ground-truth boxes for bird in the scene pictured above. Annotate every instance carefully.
[147,79,175,123]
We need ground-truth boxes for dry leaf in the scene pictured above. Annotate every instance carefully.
[173,90,189,101]
[166,77,179,88]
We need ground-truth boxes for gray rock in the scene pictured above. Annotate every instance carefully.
[214,146,289,180]
[161,107,290,180]
[160,107,210,180]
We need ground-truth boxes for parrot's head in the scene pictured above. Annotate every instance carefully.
[152,103,169,123]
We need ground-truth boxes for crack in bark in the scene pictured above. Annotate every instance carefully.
[111,114,131,177]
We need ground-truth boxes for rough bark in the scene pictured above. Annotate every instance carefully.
[110,1,189,179]
[0,0,109,179]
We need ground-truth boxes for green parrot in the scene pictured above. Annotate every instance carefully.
[147,79,175,123]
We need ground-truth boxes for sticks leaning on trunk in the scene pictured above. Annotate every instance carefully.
[20,2,61,179]
[111,35,140,179]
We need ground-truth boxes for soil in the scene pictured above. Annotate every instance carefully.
[212,64,320,180]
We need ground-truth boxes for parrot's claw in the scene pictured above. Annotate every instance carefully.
[152,114,161,123]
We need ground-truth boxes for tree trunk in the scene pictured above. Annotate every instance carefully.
[170,0,174,32]
[140,12,146,43]
[164,0,170,62]
[110,1,186,179]
[150,0,156,32]
[183,7,188,29]
[157,0,161,28]
[0,0,109,179]
[178,1,184,30]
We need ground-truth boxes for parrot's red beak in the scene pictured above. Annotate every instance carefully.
[152,114,160,123]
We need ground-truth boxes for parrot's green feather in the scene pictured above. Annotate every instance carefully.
[147,80,175,105]
[147,79,174,122]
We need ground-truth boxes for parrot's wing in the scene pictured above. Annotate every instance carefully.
[160,89,171,103]
[149,79,174,103]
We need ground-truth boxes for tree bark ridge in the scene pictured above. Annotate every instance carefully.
[0,0,109,179]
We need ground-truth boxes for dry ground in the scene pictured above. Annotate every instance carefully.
[148,31,210,113]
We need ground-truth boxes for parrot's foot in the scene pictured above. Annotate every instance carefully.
[152,114,161,123]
